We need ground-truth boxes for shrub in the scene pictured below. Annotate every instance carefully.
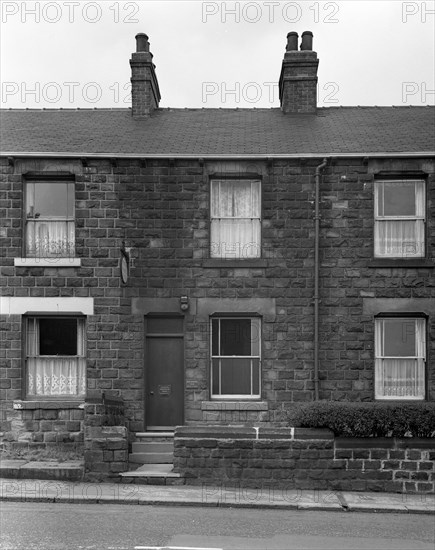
[287,401,435,437]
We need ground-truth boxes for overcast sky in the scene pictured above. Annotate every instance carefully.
[1,1,434,109]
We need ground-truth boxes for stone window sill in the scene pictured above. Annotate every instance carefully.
[201,401,268,411]
[368,259,434,268]
[14,258,81,267]
[13,400,85,410]
[203,260,267,268]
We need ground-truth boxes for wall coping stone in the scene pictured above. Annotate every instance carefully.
[85,426,127,439]
[201,401,269,411]
[335,437,435,449]
[175,426,334,440]
[293,428,334,440]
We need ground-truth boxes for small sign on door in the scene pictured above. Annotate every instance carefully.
[158,384,172,396]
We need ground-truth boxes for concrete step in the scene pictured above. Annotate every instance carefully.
[135,432,174,442]
[120,463,184,486]
[132,442,173,453]
[129,452,173,464]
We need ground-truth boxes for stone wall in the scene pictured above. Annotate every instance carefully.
[173,427,435,493]
[84,426,129,482]
[0,401,84,454]
[1,155,434,435]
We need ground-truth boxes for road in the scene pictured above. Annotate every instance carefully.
[0,502,434,550]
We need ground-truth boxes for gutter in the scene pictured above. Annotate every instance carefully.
[0,152,434,160]
[314,158,328,401]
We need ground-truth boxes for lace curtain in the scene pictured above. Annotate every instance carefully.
[375,318,425,399]
[26,220,75,258]
[211,180,261,259]
[374,180,425,258]
[26,318,86,397]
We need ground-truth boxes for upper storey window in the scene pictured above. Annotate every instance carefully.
[374,179,425,258]
[210,179,261,259]
[25,178,75,258]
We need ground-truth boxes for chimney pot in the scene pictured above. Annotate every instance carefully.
[136,33,149,53]
[300,31,313,51]
[286,32,298,51]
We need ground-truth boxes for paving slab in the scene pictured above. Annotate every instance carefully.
[341,491,435,514]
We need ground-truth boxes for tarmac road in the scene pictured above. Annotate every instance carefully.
[1,501,434,550]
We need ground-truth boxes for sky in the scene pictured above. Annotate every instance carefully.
[0,0,434,109]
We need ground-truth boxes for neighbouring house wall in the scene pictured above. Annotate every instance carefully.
[173,427,435,493]
[1,156,434,439]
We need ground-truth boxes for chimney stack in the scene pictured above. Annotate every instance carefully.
[130,33,161,118]
[279,31,319,114]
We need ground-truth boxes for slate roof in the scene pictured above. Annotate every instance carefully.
[1,106,434,157]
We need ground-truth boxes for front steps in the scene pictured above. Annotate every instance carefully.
[121,432,185,485]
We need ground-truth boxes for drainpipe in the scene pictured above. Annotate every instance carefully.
[314,158,328,401]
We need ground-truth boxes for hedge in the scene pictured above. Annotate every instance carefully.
[287,401,435,437]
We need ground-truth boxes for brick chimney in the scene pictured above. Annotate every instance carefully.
[279,31,319,114]
[130,33,161,118]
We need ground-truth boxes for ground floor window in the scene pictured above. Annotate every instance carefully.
[375,317,426,400]
[26,317,86,398]
[211,317,261,398]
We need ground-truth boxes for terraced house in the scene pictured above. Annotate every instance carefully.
[1,32,434,473]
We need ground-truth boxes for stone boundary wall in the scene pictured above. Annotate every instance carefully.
[84,426,128,482]
[173,426,435,493]
[0,401,84,452]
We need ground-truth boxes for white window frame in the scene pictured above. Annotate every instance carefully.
[210,316,261,399]
[25,316,86,399]
[374,179,425,258]
[374,317,426,400]
[210,179,261,259]
[25,178,76,259]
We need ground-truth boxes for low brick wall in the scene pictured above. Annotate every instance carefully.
[174,426,435,493]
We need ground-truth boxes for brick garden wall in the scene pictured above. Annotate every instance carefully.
[173,427,435,493]
[1,155,434,436]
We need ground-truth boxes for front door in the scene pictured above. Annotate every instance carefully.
[145,316,184,430]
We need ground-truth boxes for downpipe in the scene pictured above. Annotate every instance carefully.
[314,158,328,401]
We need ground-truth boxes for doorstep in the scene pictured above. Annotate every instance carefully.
[0,459,84,481]
[119,463,185,486]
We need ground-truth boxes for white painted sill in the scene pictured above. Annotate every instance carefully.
[14,258,81,267]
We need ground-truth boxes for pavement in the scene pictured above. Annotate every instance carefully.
[0,474,434,514]
[1,459,434,514]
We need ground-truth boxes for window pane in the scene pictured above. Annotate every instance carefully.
[211,319,219,355]
[380,181,416,217]
[39,318,77,355]
[251,318,260,356]
[28,357,86,396]
[26,220,75,258]
[27,182,73,218]
[374,219,424,258]
[220,319,252,356]
[210,219,261,259]
[383,319,416,357]
[212,358,220,394]
[375,358,425,399]
[220,358,252,394]
[252,358,260,395]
